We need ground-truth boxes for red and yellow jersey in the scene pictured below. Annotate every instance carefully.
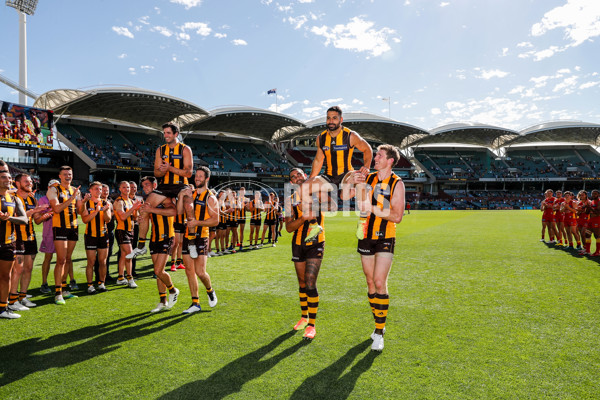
[589,198,600,221]
[318,127,355,178]
[159,143,189,185]
[15,194,36,242]
[542,197,555,217]
[563,200,576,221]
[52,184,78,229]
[186,189,212,239]
[84,199,108,237]
[554,197,565,217]
[115,196,134,232]
[0,192,16,244]
[290,192,324,245]
[577,199,590,222]
[364,172,402,240]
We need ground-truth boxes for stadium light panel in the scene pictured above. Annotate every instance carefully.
[6,0,38,15]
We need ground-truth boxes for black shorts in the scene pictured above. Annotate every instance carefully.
[84,235,109,250]
[250,219,261,226]
[238,218,246,225]
[153,183,188,199]
[116,229,134,245]
[182,236,208,256]
[357,238,395,256]
[291,241,324,262]
[209,226,217,233]
[217,222,227,230]
[174,221,186,234]
[53,227,78,242]
[227,220,239,228]
[0,242,16,261]
[323,173,348,189]
[15,239,38,256]
[264,219,276,226]
[150,237,174,255]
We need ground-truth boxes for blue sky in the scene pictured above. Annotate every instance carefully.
[0,0,599,131]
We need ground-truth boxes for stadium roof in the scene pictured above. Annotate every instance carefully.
[182,106,306,141]
[34,86,209,130]
[506,121,600,146]
[414,122,519,149]
[278,112,429,148]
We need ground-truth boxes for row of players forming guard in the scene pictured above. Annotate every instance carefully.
[0,106,405,352]
[541,188,600,256]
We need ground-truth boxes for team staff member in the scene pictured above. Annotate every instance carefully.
[285,168,325,340]
[114,181,142,288]
[10,173,47,310]
[302,106,373,241]
[347,144,405,352]
[47,166,85,305]
[139,176,180,313]
[249,191,263,249]
[0,168,28,319]
[178,167,218,314]
[81,182,112,294]
[128,123,193,259]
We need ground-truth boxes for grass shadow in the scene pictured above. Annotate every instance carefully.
[0,312,187,387]
[159,330,307,399]
[289,340,379,400]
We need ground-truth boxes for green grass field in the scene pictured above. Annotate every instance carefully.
[1,210,599,399]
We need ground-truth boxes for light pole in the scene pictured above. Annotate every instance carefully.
[381,97,391,118]
[5,0,39,106]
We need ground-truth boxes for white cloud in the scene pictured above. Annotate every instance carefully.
[261,0,273,4]
[152,26,173,37]
[138,16,150,25]
[278,5,293,12]
[112,26,134,39]
[232,39,248,46]
[140,65,154,72]
[517,41,533,48]
[580,81,600,89]
[128,67,136,75]
[477,69,509,79]
[310,17,396,57]
[402,102,417,109]
[275,101,297,112]
[320,98,343,106]
[553,75,579,94]
[287,15,308,29]
[303,106,321,116]
[352,98,364,105]
[170,0,202,9]
[531,0,600,47]
[118,53,127,59]
[177,32,191,41]
[508,85,525,94]
[501,47,509,57]
[181,22,212,36]
[298,0,314,3]
[440,2,450,7]
[214,33,227,39]
[431,108,441,115]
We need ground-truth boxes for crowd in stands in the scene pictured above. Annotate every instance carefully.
[409,190,543,210]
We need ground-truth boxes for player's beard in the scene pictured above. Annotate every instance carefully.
[327,123,339,132]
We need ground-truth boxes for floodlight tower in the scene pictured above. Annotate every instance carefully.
[5,0,39,106]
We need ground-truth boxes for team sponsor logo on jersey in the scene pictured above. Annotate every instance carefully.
[332,144,349,151]
[195,200,206,206]
[3,202,15,207]
[322,146,330,151]
[171,155,183,160]
[26,204,35,210]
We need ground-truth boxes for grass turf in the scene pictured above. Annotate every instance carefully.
[1,210,599,399]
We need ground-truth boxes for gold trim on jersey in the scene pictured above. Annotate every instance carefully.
[186,189,211,238]
[52,185,78,229]
[16,194,36,242]
[84,199,108,237]
[115,196,134,232]
[0,192,16,244]
[365,172,400,240]
[291,192,325,245]
[160,143,189,185]
[151,204,174,242]
[318,127,354,178]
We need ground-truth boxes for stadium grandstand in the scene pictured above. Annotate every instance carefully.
[2,86,600,210]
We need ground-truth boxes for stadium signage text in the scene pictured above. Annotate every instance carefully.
[479,177,567,182]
